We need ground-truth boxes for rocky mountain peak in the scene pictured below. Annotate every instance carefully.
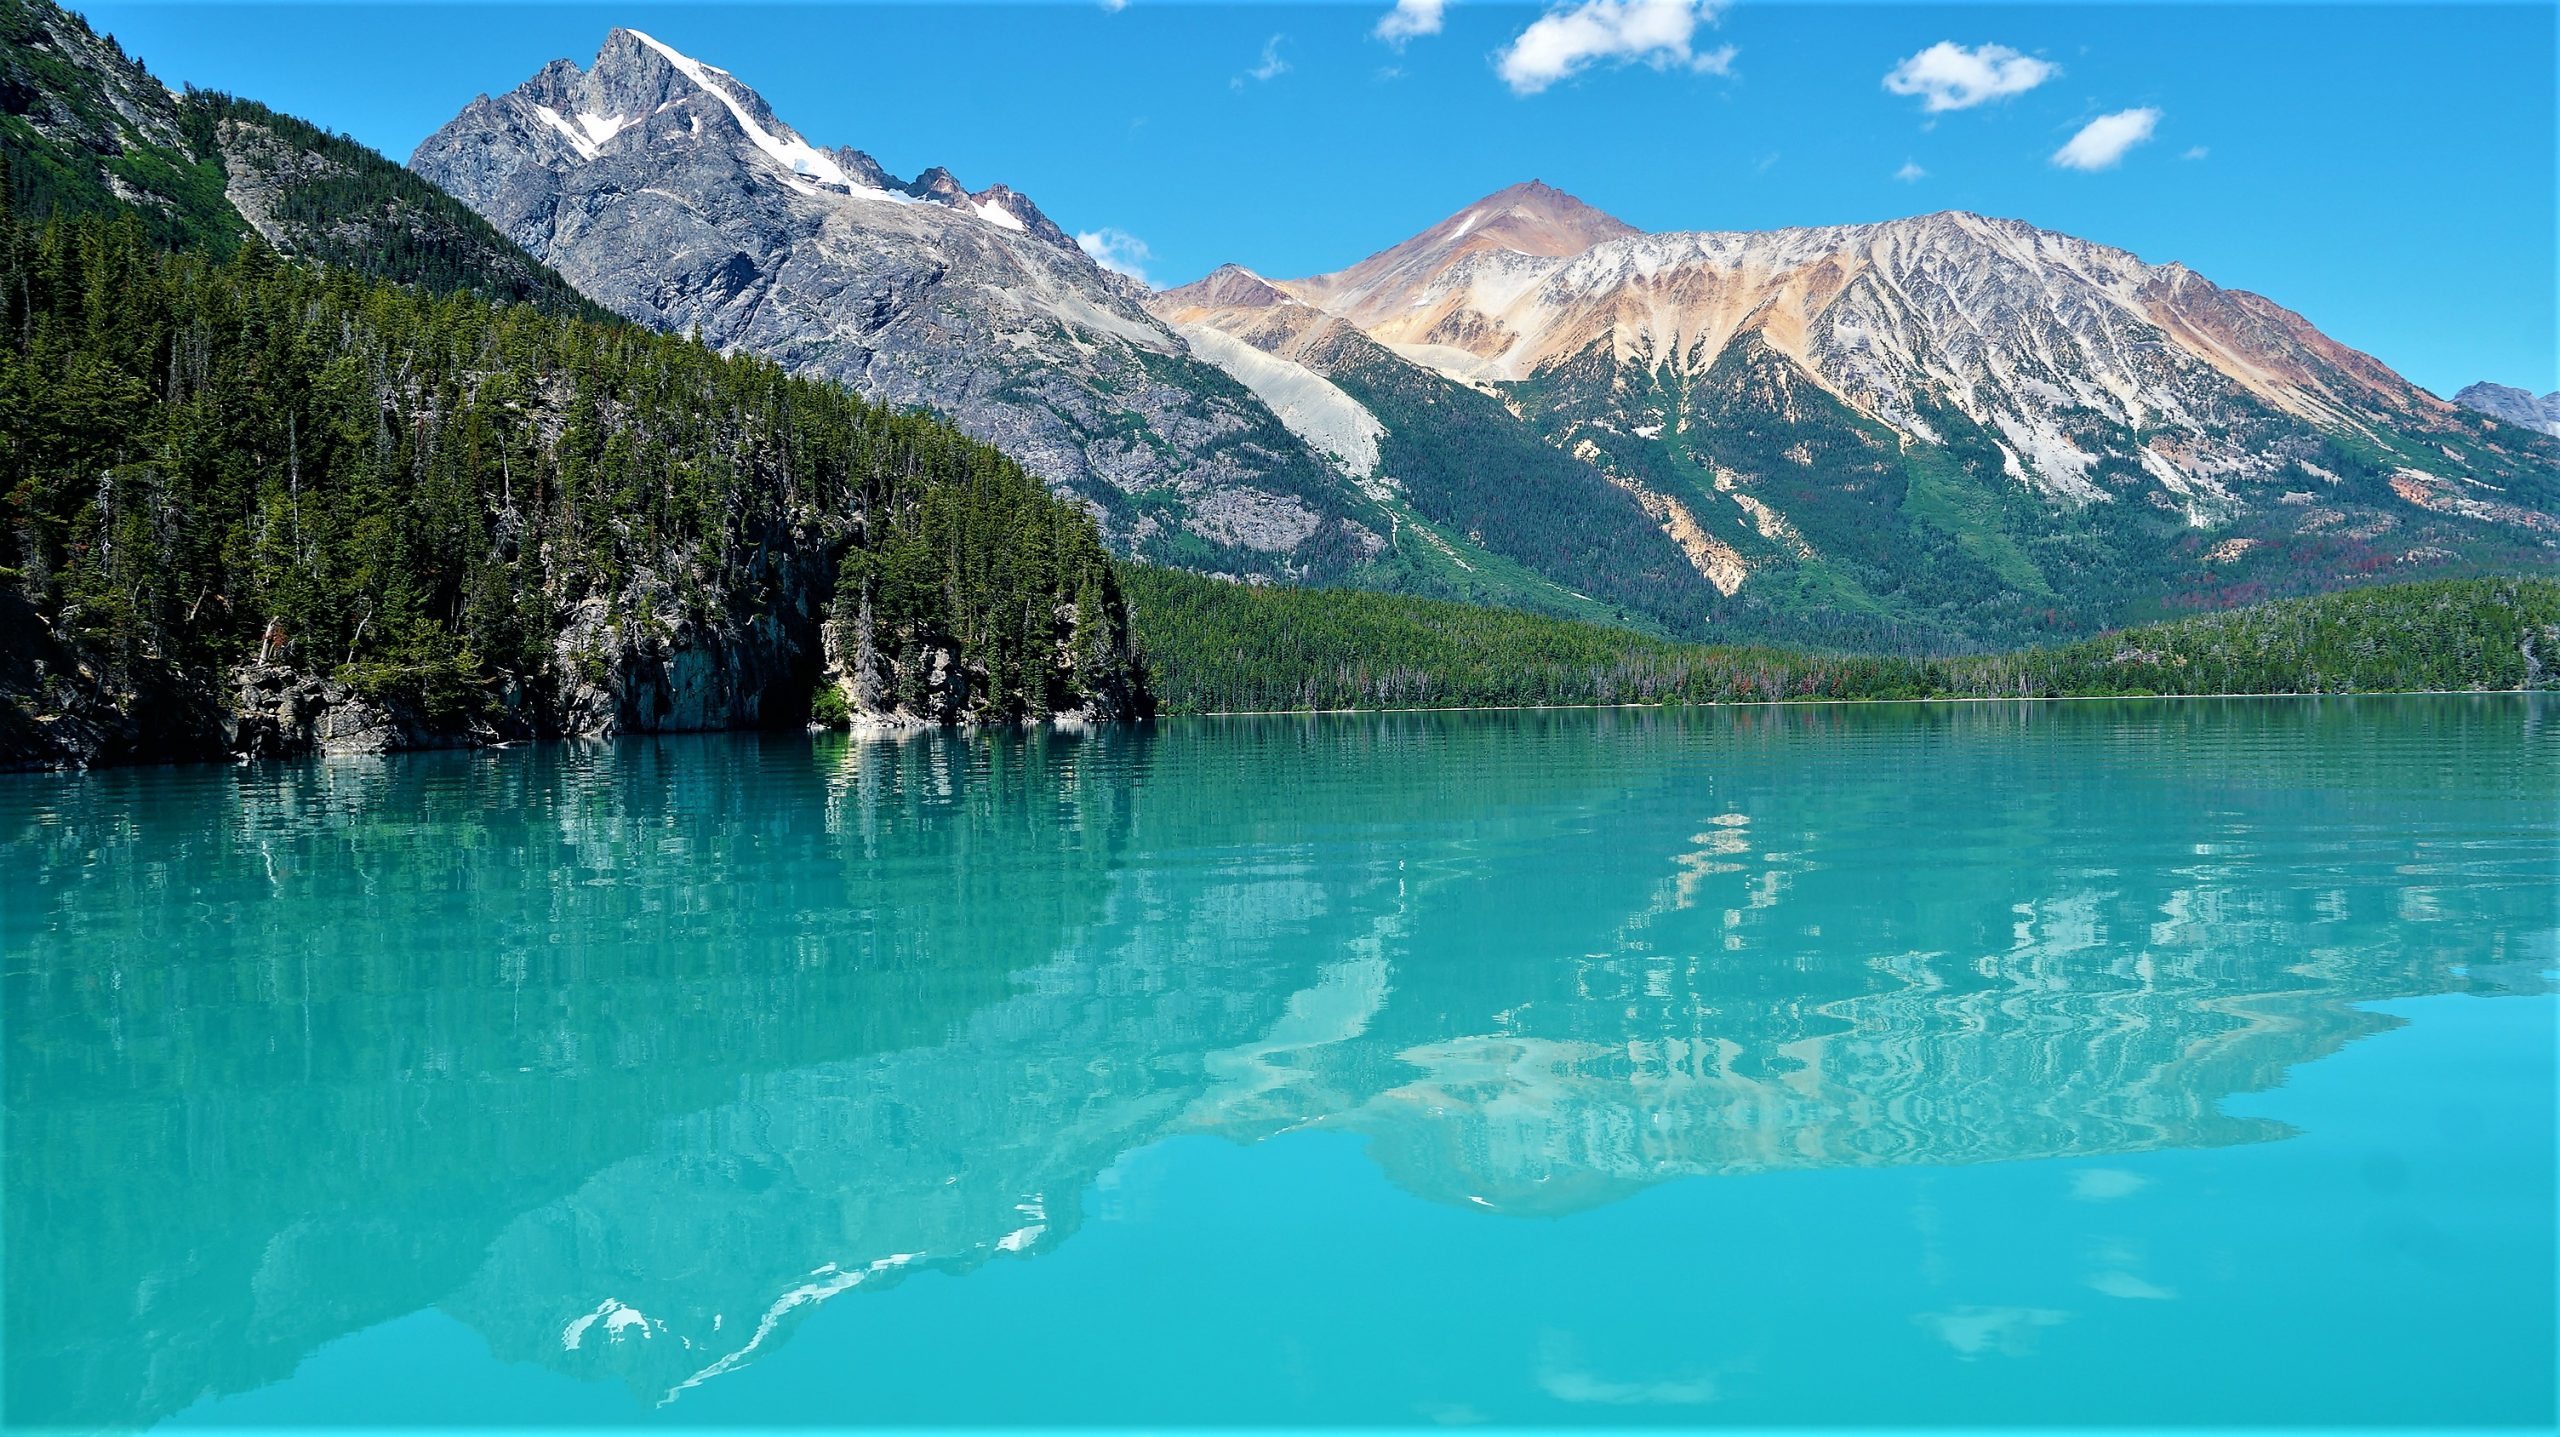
[574,29,712,116]
[964,183,1074,249]
[412,26,1390,580]
[2454,381,2560,437]
[413,27,1099,263]
[824,144,900,192]
[905,165,967,203]
[1281,178,1637,329]
[1455,179,1641,254]
[1154,264,1296,317]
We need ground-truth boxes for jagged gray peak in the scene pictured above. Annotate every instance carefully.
[2454,382,2560,438]
[411,28,1379,577]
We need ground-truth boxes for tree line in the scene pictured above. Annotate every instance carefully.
[1124,565,2560,714]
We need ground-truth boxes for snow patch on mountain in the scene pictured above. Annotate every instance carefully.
[623,29,881,197]
[529,104,599,160]
[973,197,1025,233]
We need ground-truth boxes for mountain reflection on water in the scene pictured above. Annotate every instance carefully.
[5,698,2553,1427]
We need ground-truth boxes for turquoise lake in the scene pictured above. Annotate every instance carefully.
[4,697,2554,1431]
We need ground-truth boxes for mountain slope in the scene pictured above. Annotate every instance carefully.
[1153,264,1721,635]
[2455,382,2560,438]
[1170,184,2558,647]
[0,0,233,249]
[411,30,1388,581]
[1,0,598,314]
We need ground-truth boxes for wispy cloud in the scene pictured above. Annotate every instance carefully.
[2089,1271,2177,1301]
[1894,160,1927,182]
[1375,0,1446,46]
[1917,1306,2070,1361]
[1495,0,1733,97]
[1097,0,1127,11]
[1535,1335,1723,1407]
[1883,41,2057,112]
[1232,33,1291,90]
[2070,1168,2149,1200]
[2181,144,2209,161]
[1075,227,1153,284]
[2052,107,2161,170]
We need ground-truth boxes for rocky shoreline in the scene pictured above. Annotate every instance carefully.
[1,563,1143,772]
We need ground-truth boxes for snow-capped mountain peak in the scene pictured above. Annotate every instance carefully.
[413,30,1392,578]
[613,28,873,194]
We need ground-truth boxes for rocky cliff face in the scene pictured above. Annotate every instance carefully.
[4,508,847,770]
[2454,381,2560,438]
[410,29,1384,581]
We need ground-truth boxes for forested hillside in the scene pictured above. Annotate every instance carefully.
[0,212,1140,767]
[1126,569,2560,714]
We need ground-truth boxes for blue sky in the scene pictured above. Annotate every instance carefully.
[80,2,2557,396]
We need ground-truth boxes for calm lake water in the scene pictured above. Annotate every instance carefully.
[4,698,2554,1431]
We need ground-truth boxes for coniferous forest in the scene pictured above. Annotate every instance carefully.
[1125,566,2560,714]
[0,203,1139,765]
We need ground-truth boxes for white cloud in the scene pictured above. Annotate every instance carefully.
[1376,0,1446,45]
[1232,33,1290,90]
[1883,41,2057,112]
[2070,1168,2149,1200]
[2181,144,2209,160]
[1098,0,1127,11]
[1075,228,1153,284]
[1496,0,1734,97]
[2089,1271,2177,1301]
[1917,1306,2070,1361]
[2052,107,2161,170]
[1539,1369,1721,1406]
[1894,160,1927,182]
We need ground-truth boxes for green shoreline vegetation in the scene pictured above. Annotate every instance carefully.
[1125,568,2560,716]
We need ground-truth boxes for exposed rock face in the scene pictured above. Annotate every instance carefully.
[203,99,597,313]
[2454,382,2560,438]
[546,534,841,740]
[410,29,1380,579]
[1279,178,1640,334]
[0,593,227,769]
[1274,191,2536,517]
[1163,184,2559,644]
[227,665,437,759]
[0,0,194,171]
